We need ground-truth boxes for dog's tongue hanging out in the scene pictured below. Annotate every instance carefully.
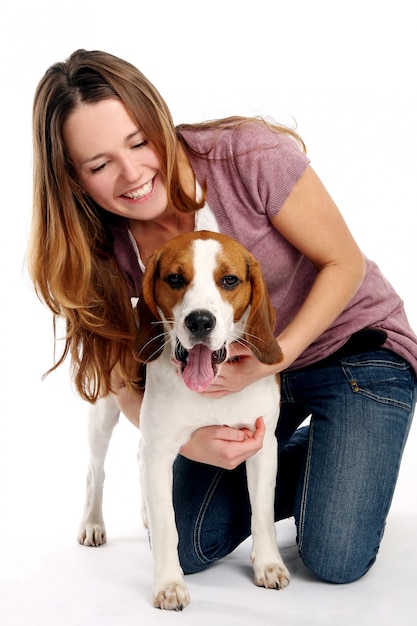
[183,344,215,392]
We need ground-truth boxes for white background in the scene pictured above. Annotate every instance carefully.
[1,1,416,624]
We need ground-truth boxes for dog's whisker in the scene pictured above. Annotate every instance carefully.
[228,333,263,359]
[243,328,272,351]
[138,332,170,363]
[244,327,270,346]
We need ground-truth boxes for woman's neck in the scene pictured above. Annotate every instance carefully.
[129,210,195,265]
[129,143,197,264]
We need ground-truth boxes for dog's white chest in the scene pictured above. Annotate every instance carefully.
[140,352,280,444]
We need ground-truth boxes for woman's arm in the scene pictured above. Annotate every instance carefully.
[180,166,365,466]
[270,165,365,368]
[113,377,142,428]
[201,165,365,397]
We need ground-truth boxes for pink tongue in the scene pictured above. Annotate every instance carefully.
[183,344,215,392]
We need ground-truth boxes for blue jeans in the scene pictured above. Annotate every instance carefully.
[172,350,416,583]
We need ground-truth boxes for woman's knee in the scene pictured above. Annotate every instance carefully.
[178,530,236,575]
[173,457,251,575]
[298,532,378,584]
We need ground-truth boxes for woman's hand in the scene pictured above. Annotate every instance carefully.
[180,417,266,470]
[200,344,281,398]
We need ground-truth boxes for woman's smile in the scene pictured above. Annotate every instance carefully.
[121,176,155,201]
[63,98,168,221]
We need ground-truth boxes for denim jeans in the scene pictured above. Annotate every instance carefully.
[172,350,416,583]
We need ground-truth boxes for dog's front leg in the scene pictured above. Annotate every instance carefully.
[140,440,190,611]
[246,426,290,590]
[78,395,120,547]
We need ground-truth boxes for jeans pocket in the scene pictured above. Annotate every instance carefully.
[341,350,415,411]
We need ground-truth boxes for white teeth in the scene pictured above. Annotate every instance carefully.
[124,179,153,199]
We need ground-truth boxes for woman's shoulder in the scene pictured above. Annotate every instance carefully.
[178,117,305,159]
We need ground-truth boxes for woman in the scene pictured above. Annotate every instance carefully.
[29,49,417,584]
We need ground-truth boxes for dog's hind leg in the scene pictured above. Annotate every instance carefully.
[77,395,120,547]
[246,423,290,590]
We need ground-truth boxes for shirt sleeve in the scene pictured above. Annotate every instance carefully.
[230,122,310,218]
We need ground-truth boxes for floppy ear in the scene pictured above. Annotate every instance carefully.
[135,252,164,362]
[245,256,283,365]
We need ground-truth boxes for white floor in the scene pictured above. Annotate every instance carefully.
[1,512,417,626]
[1,374,416,626]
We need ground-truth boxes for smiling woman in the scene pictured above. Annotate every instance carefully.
[27,49,416,597]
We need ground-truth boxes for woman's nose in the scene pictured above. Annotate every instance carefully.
[119,155,140,183]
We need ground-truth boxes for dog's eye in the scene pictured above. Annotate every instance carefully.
[220,275,241,290]
[165,273,187,290]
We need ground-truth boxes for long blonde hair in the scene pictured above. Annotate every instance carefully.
[28,49,202,402]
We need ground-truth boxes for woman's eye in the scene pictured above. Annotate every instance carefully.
[91,163,107,174]
[133,139,148,149]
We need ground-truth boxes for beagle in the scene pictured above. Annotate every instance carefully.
[78,230,290,610]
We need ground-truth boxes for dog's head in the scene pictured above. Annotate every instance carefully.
[136,230,282,392]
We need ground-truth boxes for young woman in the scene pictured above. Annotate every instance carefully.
[29,49,417,584]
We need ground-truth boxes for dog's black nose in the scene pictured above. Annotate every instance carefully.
[185,310,216,337]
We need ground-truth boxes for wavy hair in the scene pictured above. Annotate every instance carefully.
[28,49,203,402]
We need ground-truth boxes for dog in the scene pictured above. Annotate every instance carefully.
[77,230,290,610]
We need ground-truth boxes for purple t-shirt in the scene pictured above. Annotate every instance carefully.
[110,121,417,375]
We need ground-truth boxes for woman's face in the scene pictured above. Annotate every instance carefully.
[63,98,169,221]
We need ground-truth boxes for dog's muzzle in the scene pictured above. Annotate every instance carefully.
[175,339,227,392]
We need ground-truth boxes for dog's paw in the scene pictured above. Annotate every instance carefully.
[153,582,190,611]
[253,562,291,590]
[77,522,107,547]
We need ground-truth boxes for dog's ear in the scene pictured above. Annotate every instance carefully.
[245,256,283,365]
[135,252,164,362]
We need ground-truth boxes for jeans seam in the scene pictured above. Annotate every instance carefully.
[297,423,314,556]
[193,468,224,565]
[347,387,412,411]
[280,372,295,403]
[341,355,410,370]
[342,363,414,411]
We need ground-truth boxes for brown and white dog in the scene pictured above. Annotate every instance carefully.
[78,230,290,610]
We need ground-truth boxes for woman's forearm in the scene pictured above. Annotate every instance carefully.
[277,255,366,370]
[114,384,142,428]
